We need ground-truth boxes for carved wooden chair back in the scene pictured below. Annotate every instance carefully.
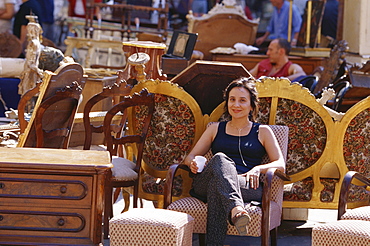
[102,88,155,238]
[34,82,83,148]
[313,40,349,94]
[83,71,132,150]
[187,10,258,60]
[17,61,86,148]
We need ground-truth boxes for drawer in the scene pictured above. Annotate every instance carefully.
[0,173,92,207]
[0,206,91,238]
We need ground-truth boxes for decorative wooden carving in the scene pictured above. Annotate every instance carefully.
[313,40,349,94]
[18,22,43,96]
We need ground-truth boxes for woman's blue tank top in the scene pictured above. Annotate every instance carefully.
[211,121,266,174]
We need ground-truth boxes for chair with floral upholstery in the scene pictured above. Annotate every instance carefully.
[311,171,370,245]
[128,79,206,208]
[164,124,290,246]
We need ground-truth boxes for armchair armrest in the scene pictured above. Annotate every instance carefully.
[164,163,190,208]
[338,171,370,220]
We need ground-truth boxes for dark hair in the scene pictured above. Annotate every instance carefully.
[276,38,291,55]
[223,77,259,121]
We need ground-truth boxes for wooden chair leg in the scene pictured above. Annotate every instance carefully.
[261,225,270,246]
[270,227,278,246]
[113,187,121,202]
[121,189,130,213]
[104,185,113,239]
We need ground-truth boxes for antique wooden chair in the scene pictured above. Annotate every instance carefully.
[311,171,370,245]
[82,71,132,150]
[17,60,86,148]
[103,88,155,239]
[164,124,290,246]
[128,79,206,208]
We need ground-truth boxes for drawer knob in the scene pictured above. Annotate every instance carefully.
[60,186,67,193]
[0,215,3,221]
[57,218,65,226]
[0,183,4,189]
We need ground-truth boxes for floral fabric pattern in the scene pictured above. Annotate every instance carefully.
[133,93,197,196]
[276,98,327,175]
[143,94,196,170]
[343,109,370,202]
[343,109,370,178]
[256,97,271,125]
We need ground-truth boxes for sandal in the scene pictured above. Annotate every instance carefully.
[231,211,250,236]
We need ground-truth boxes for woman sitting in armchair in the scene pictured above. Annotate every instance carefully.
[184,77,285,245]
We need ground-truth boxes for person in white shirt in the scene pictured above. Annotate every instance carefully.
[0,0,16,33]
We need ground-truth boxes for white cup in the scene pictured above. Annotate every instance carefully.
[194,155,207,173]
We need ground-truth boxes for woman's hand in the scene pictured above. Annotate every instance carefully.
[189,159,198,174]
[244,167,261,189]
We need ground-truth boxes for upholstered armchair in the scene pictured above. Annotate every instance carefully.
[128,79,206,208]
[312,171,370,245]
[337,171,370,221]
[164,125,290,246]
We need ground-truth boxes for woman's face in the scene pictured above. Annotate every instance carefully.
[227,87,252,120]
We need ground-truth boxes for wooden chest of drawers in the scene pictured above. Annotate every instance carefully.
[0,147,112,245]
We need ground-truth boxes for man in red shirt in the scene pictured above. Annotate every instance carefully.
[250,38,306,82]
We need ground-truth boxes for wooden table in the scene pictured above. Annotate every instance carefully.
[0,147,112,245]
[212,54,326,75]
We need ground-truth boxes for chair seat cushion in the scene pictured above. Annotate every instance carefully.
[312,220,370,246]
[112,156,138,181]
[167,196,281,237]
[341,206,370,221]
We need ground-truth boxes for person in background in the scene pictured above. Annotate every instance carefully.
[244,2,253,20]
[321,0,338,47]
[0,0,15,33]
[36,0,54,42]
[189,0,207,17]
[255,0,302,46]
[185,77,285,245]
[250,38,306,82]
[13,0,42,47]
[67,0,101,18]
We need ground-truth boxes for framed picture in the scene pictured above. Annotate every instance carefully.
[164,31,198,60]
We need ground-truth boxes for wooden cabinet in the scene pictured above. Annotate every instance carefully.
[212,54,326,75]
[0,147,112,245]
